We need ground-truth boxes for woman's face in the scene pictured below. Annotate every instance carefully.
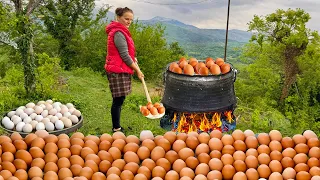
[117,12,134,28]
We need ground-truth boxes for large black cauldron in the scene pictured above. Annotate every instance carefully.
[161,61,237,113]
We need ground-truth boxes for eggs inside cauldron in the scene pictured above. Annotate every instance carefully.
[169,57,231,76]
[140,102,165,117]
[1,100,82,133]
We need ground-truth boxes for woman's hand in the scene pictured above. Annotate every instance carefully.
[137,70,144,80]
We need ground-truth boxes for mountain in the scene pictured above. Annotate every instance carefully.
[139,16,252,60]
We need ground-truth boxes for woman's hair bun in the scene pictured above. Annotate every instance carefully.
[115,7,133,17]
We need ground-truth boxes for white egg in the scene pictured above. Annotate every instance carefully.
[30,113,37,120]
[34,106,43,115]
[63,118,72,128]
[140,130,154,141]
[53,102,61,107]
[30,120,38,129]
[69,115,79,124]
[11,115,19,120]
[23,116,32,124]
[39,104,46,109]
[20,112,28,120]
[24,108,34,115]
[45,122,55,131]
[54,106,61,113]
[35,115,44,122]
[36,122,45,130]
[18,106,26,110]
[2,116,11,125]
[26,102,36,108]
[3,120,14,130]
[41,110,49,118]
[45,103,53,111]
[16,122,26,132]
[41,118,50,124]
[55,120,64,130]
[7,111,16,118]
[22,123,33,133]
[49,108,57,115]
[66,103,74,109]
[46,99,53,104]
[55,113,62,119]
[50,116,59,124]
[37,100,46,105]
[63,112,71,118]
[15,108,25,116]
[72,110,81,117]
[12,117,22,125]
[68,107,75,114]
[46,115,53,119]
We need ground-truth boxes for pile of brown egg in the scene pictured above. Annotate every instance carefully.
[0,129,319,180]
[169,57,231,76]
[140,102,165,117]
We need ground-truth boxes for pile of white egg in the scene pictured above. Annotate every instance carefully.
[1,99,81,133]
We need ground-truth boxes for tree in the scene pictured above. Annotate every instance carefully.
[40,0,95,70]
[248,8,318,102]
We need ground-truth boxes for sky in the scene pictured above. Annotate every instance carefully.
[95,0,320,31]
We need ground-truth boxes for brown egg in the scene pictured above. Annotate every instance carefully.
[29,147,45,159]
[106,174,120,180]
[208,158,223,172]
[245,168,259,180]
[141,159,156,171]
[58,168,73,180]
[309,147,320,159]
[13,140,27,150]
[222,145,235,155]
[186,135,199,150]
[308,157,320,168]
[307,138,320,148]
[292,134,307,145]
[151,146,166,162]
[195,143,209,155]
[165,150,179,164]
[184,64,195,75]
[269,130,282,142]
[13,159,27,170]
[152,166,166,179]
[31,158,45,170]
[84,135,100,145]
[281,137,295,148]
[150,107,158,115]
[269,140,283,152]
[57,157,71,169]
[70,138,85,147]
[112,159,126,171]
[245,155,258,169]
[70,132,85,140]
[44,134,58,144]
[112,132,126,141]
[270,150,283,161]
[269,172,283,180]
[233,140,247,152]
[85,140,99,154]
[233,172,247,180]
[198,153,210,164]
[208,138,223,151]
[206,170,222,180]
[156,138,171,152]
[178,148,194,161]
[295,163,309,173]
[189,58,198,67]
[210,64,221,75]
[43,171,58,180]
[30,137,45,149]
[44,162,58,173]
[295,143,309,154]
[137,166,151,179]
[258,153,271,165]
[176,132,188,141]
[71,164,82,176]
[222,164,235,179]
[245,136,258,149]
[293,153,308,164]
[257,164,271,178]
[44,142,58,154]
[269,160,283,173]
[92,172,107,180]
[85,160,99,173]
[156,158,171,172]
[81,147,95,159]
[186,156,199,170]
[98,160,111,174]
[198,66,209,76]
[172,140,186,153]
[231,129,245,141]
[246,148,258,158]
[2,152,14,162]
[210,130,222,139]
[141,108,150,116]
[141,139,156,151]
[136,146,150,161]
[163,131,177,145]
[221,154,234,165]
[282,147,296,158]
[257,144,271,155]
[282,167,296,179]
[99,140,111,151]
[79,166,94,179]
[123,151,140,164]
[2,142,16,154]
[14,169,28,180]
[180,167,195,179]
[281,157,295,168]
[296,171,311,180]
[233,151,246,161]
[188,131,199,138]
[123,143,139,154]
[70,155,85,167]
[120,170,134,180]
[309,167,320,176]
[15,150,33,165]
[172,159,186,173]
[179,60,188,69]
[210,150,222,159]
[221,134,234,145]
[44,152,58,163]
[258,133,271,145]
[0,170,12,180]
[233,160,247,172]
[28,167,43,179]
[2,161,16,174]
[10,132,22,142]
[125,135,140,145]
[57,148,71,159]
[70,144,82,155]
[134,174,148,180]
[169,62,180,71]
[0,135,12,144]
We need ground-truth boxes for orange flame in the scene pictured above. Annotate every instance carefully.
[199,113,211,132]
[224,110,233,123]
[211,112,222,127]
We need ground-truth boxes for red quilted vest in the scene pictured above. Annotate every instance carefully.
[105,21,136,74]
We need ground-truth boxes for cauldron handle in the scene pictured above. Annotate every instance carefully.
[233,69,238,82]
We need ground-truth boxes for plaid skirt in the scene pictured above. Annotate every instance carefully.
[107,73,132,98]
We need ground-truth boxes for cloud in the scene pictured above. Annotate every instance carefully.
[95,0,320,31]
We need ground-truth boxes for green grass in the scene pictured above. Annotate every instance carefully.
[59,68,167,137]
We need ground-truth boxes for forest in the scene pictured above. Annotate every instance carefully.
[0,1,319,136]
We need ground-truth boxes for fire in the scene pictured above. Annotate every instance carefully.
[172,110,236,133]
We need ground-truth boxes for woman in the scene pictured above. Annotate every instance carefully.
[105,7,144,132]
